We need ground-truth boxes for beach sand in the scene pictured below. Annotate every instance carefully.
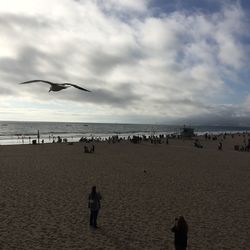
[0,135,249,249]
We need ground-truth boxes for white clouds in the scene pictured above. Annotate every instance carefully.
[139,17,181,52]
[0,0,249,124]
[213,4,247,69]
[216,32,244,69]
[98,0,149,13]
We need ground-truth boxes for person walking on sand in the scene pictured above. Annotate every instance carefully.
[171,216,188,250]
[88,186,102,228]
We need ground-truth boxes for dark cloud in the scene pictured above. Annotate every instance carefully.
[173,105,250,126]
[55,83,142,108]
[86,48,141,75]
[154,97,209,109]
[0,46,69,89]
[0,44,141,107]
[0,44,142,107]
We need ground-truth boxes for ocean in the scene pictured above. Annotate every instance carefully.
[0,121,250,145]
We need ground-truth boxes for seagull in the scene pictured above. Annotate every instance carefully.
[19,80,91,92]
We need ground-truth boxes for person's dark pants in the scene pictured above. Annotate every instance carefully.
[90,210,99,227]
[175,245,186,250]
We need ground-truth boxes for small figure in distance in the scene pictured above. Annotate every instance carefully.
[218,142,223,150]
[171,216,188,250]
[166,136,169,144]
[84,145,95,153]
[194,139,203,148]
[84,145,89,153]
[88,186,102,229]
[90,144,95,153]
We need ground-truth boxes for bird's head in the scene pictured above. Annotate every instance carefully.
[48,86,52,92]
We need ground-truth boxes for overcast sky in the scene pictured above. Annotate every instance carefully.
[0,0,250,125]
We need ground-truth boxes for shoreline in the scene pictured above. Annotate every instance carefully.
[1,120,250,146]
[1,131,250,149]
[1,131,250,144]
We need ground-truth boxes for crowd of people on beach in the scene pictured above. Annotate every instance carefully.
[88,185,188,249]
[78,132,250,153]
[15,129,250,156]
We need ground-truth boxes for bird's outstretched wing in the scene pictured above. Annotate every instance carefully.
[19,80,54,85]
[63,83,91,92]
[19,80,91,92]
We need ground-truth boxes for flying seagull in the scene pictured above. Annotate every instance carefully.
[19,80,91,92]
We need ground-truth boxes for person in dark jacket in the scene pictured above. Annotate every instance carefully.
[88,186,102,228]
[171,216,188,250]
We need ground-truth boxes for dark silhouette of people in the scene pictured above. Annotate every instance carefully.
[218,142,223,150]
[84,145,89,153]
[194,139,203,148]
[84,145,95,153]
[246,139,250,152]
[171,216,188,250]
[166,137,169,144]
[88,186,102,228]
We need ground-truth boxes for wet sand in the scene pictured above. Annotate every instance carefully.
[0,136,249,249]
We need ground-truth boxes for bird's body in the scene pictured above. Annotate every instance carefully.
[19,80,91,92]
[49,83,68,92]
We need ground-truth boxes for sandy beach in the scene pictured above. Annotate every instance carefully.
[0,135,249,249]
